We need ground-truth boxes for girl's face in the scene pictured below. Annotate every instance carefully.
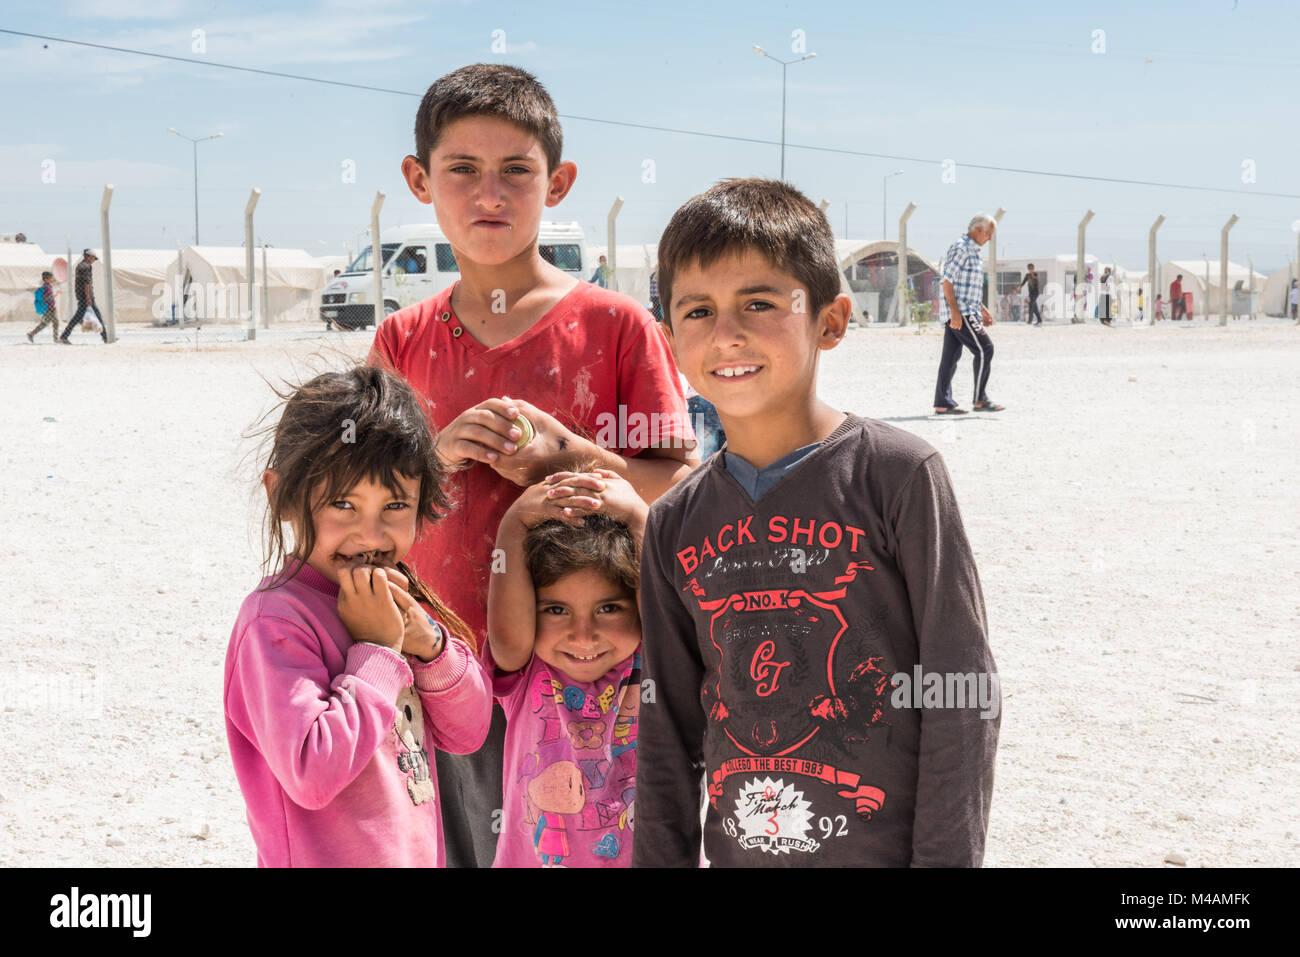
[301,473,421,585]
[534,568,640,683]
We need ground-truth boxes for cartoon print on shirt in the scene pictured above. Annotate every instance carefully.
[526,760,586,867]
[511,654,642,864]
[393,686,436,806]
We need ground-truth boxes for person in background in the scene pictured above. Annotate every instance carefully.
[1017,263,1042,326]
[1288,279,1297,321]
[1098,267,1114,326]
[933,214,1003,414]
[59,249,107,344]
[648,269,662,322]
[28,270,59,343]
[1170,274,1185,321]
[590,254,611,289]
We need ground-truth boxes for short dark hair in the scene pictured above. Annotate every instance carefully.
[655,178,840,331]
[413,63,562,173]
[523,514,639,598]
[1027,263,1034,269]
[41,271,53,280]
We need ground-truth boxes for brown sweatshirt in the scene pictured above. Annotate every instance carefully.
[633,414,1000,867]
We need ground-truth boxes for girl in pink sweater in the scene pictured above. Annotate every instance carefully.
[224,365,492,867]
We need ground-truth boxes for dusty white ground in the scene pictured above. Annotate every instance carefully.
[1,315,1296,867]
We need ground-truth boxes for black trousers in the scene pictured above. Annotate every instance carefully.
[434,702,506,867]
[934,314,994,409]
[1170,297,1186,321]
[1027,296,1042,324]
[61,298,106,341]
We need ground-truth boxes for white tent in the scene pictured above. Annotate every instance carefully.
[1159,260,1266,318]
[87,249,182,324]
[837,240,942,322]
[0,243,60,323]
[586,244,657,307]
[163,246,331,323]
[1260,266,1296,316]
[316,255,352,281]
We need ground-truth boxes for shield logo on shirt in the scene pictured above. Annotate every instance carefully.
[705,589,848,756]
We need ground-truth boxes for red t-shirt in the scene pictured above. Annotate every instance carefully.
[1170,279,1182,300]
[368,281,690,649]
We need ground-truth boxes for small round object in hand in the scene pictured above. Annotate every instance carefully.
[512,413,535,449]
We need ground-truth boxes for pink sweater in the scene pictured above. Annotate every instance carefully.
[224,562,492,867]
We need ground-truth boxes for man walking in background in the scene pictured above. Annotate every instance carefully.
[59,249,107,344]
[1018,262,1042,325]
[1170,274,1186,321]
[933,214,1004,415]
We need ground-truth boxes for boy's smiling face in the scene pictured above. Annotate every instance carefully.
[401,114,576,269]
[664,248,848,425]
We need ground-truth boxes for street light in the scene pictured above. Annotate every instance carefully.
[752,45,817,181]
[882,169,904,238]
[168,127,223,245]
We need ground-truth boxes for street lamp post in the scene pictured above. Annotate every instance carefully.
[882,170,904,239]
[167,128,223,245]
[752,46,816,180]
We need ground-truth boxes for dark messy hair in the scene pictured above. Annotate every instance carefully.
[655,177,841,331]
[413,63,563,173]
[252,364,474,651]
[523,514,639,599]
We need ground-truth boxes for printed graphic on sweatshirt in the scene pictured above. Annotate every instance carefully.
[727,777,821,855]
[514,656,640,865]
[677,513,892,843]
[394,686,436,806]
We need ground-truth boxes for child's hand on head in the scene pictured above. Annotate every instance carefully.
[543,469,648,534]
[505,478,582,529]
[336,566,405,654]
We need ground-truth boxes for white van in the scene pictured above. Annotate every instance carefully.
[320,222,587,329]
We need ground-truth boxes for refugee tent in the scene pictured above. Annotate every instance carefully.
[316,255,351,280]
[86,249,182,324]
[837,239,942,323]
[585,244,657,307]
[1259,265,1296,316]
[163,246,331,323]
[0,243,59,322]
[1158,260,1265,318]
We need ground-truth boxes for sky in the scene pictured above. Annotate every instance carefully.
[2,0,1298,272]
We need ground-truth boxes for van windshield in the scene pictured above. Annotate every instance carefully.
[540,244,582,272]
[345,243,400,274]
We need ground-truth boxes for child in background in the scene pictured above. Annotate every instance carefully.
[682,372,727,460]
[224,365,492,867]
[487,468,647,866]
[27,271,58,343]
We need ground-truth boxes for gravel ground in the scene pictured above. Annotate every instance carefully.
[1,315,1296,867]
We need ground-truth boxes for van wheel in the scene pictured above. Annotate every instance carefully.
[384,301,399,319]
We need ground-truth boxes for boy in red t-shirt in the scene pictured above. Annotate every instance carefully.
[368,63,696,867]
